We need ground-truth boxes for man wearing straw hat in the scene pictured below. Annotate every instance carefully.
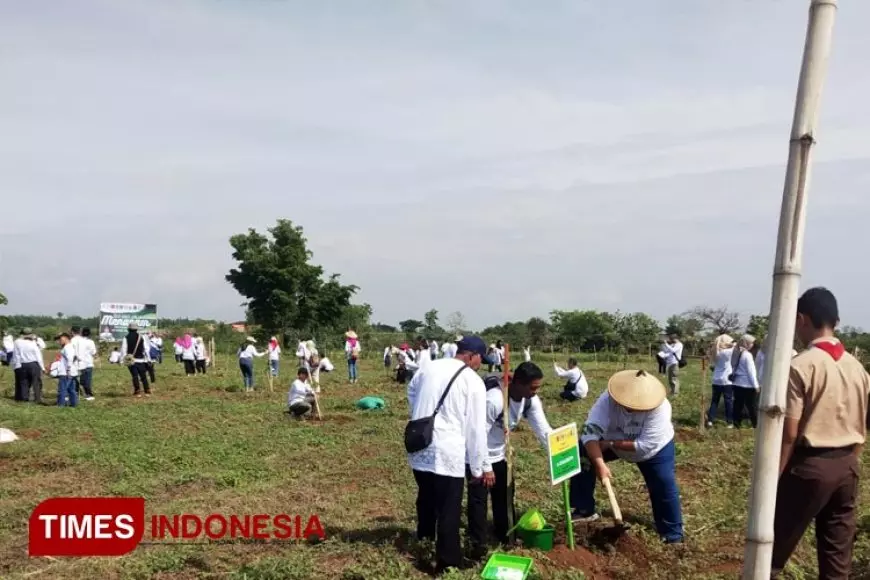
[570,369,683,544]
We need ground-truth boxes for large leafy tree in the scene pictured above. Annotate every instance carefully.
[550,310,617,351]
[226,220,358,341]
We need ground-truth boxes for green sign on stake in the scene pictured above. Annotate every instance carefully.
[547,423,582,550]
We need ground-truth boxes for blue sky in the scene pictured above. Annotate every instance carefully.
[2,1,869,329]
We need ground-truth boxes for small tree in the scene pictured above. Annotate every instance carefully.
[445,311,467,337]
[687,306,742,335]
[399,319,423,337]
[746,314,769,339]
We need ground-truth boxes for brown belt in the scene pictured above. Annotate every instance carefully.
[793,445,856,459]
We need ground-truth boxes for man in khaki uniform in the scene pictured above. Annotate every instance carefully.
[772,287,870,579]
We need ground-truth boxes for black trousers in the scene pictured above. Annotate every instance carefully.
[733,388,758,428]
[413,470,464,570]
[195,359,207,374]
[147,362,156,383]
[129,362,150,394]
[466,460,515,551]
[15,362,42,402]
[183,359,195,375]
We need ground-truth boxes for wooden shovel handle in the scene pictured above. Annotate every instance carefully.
[602,478,623,524]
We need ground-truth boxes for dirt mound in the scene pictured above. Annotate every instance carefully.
[540,545,611,579]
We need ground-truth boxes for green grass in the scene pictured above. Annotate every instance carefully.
[1,354,868,579]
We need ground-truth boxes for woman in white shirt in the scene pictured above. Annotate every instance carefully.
[173,339,184,363]
[571,369,683,544]
[730,334,760,428]
[706,334,735,428]
[194,337,208,375]
[237,337,266,392]
[179,334,196,376]
[344,330,361,384]
[287,367,319,419]
[268,337,281,377]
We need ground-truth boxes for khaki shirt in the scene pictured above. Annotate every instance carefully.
[786,339,870,448]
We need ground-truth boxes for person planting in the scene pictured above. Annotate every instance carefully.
[570,369,683,544]
[466,362,553,558]
[287,367,319,419]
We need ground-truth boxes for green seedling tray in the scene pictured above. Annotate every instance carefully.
[481,553,533,580]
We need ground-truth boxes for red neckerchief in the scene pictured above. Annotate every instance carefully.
[812,339,845,361]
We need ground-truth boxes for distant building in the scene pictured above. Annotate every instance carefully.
[231,322,247,333]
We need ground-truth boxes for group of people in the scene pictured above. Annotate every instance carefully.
[404,287,868,580]
[172,333,209,375]
[405,335,685,573]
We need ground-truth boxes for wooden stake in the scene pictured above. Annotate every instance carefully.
[699,355,709,433]
[313,389,322,421]
[502,344,514,542]
[602,478,623,525]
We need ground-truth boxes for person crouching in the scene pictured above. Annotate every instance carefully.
[570,369,683,544]
[287,367,319,419]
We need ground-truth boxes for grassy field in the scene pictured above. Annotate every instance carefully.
[1,352,869,580]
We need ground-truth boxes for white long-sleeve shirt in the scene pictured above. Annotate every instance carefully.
[731,349,759,389]
[581,392,674,463]
[58,342,79,377]
[344,340,360,358]
[407,358,488,478]
[660,342,683,367]
[554,364,589,399]
[13,338,44,371]
[3,335,14,353]
[383,347,392,364]
[181,341,196,361]
[400,351,419,371]
[429,341,439,358]
[269,344,281,361]
[238,345,265,360]
[711,348,734,385]
[194,341,207,360]
[416,348,432,370]
[441,342,457,359]
[77,338,97,369]
[109,350,122,364]
[480,390,552,470]
[174,343,183,356]
[288,379,314,407]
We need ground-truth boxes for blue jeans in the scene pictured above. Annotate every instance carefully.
[570,439,683,542]
[57,377,78,407]
[79,367,94,397]
[270,359,279,377]
[708,384,734,424]
[239,359,254,388]
[348,359,358,381]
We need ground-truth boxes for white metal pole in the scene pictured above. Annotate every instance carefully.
[743,1,837,578]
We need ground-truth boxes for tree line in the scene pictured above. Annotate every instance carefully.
[2,219,869,363]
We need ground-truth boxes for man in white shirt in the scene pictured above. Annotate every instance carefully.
[571,369,683,544]
[407,336,491,573]
[554,358,589,402]
[13,328,45,403]
[77,327,98,400]
[441,340,457,359]
[467,363,552,557]
[429,339,439,361]
[659,335,684,395]
[152,333,164,364]
[2,332,13,366]
[56,332,80,407]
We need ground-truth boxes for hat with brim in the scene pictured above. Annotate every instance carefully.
[246,336,257,344]
[345,330,358,339]
[607,369,667,412]
[128,322,139,330]
[20,327,33,337]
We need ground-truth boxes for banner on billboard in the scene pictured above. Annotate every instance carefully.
[98,303,158,341]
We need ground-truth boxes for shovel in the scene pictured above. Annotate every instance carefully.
[602,478,623,525]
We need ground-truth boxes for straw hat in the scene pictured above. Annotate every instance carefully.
[246,336,257,344]
[345,330,358,339]
[128,322,139,330]
[607,369,667,412]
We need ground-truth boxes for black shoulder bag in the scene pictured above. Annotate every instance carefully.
[404,364,468,453]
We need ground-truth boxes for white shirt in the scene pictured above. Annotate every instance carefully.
[344,340,361,358]
[383,347,392,363]
[731,349,759,389]
[2,335,13,352]
[174,342,183,355]
[660,342,683,367]
[490,348,504,365]
[581,392,674,463]
[269,344,281,361]
[554,364,589,399]
[58,342,79,377]
[441,342,457,358]
[238,345,265,359]
[712,348,734,385]
[416,348,432,370]
[429,341,439,358]
[35,337,46,350]
[319,357,334,372]
[194,341,207,360]
[181,340,196,361]
[152,337,163,349]
[288,379,314,406]
[523,347,531,362]
[756,350,765,381]
[481,390,552,470]
[400,351,419,371]
[109,351,122,364]
[407,359,488,478]
[13,338,44,371]
[296,342,310,360]
[77,338,97,369]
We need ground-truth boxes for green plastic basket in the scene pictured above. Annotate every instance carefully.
[517,524,555,551]
[481,553,533,580]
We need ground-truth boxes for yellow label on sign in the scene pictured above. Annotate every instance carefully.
[547,423,577,455]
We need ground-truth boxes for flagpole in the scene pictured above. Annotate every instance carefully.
[743,1,837,577]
